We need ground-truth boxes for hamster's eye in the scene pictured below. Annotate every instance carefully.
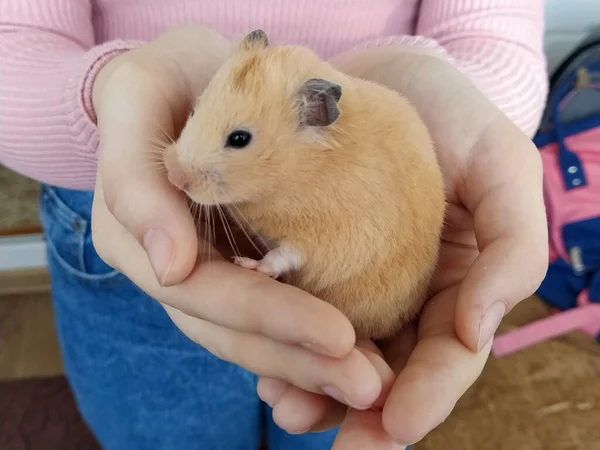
[226,130,252,149]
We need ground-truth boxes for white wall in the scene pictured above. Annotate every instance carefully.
[544,0,600,73]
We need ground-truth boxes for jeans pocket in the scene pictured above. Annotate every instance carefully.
[39,184,128,289]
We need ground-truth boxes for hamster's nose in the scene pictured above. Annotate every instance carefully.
[167,164,190,192]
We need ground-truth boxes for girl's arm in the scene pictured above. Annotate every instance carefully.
[360,1,548,137]
[0,0,140,189]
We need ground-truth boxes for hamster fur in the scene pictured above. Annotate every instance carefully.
[163,30,446,340]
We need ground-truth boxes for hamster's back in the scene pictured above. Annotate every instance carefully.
[288,76,446,339]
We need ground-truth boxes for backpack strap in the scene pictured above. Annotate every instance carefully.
[491,302,600,357]
[547,68,590,190]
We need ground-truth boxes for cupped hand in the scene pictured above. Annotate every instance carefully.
[256,47,549,447]
[89,26,387,410]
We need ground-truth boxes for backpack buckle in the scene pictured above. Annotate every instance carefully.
[569,246,586,275]
[576,67,590,89]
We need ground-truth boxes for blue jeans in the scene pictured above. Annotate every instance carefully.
[39,185,340,450]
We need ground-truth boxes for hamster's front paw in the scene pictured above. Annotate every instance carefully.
[232,256,281,279]
[233,245,302,280]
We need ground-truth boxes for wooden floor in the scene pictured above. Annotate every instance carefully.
[1,282,599,449]
[0,166,41,232]
[0,290,63,380]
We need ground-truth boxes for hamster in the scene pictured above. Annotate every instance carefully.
[163,29,446,340]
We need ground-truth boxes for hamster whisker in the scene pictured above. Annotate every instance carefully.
[199,204,205,256]
[188,199,200,225]
[205,205,212,263]
[226,207,266,258]
[188,199,203,250]
[139,131,170,159]
[214,199,242,259]
[146,136,169,149]
[141,161,167,174]
[208,206,214,263]
[147,147,168,160]
[210,204,216,263]
[216,187,268,257]
[145,152,166,162]
[154,121,176,146]
[200,204,211,263]
[205,205,214,263]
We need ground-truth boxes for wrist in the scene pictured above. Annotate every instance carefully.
[91,26,231,120]
[85,41,143,124]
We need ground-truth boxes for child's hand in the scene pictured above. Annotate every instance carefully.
[257,47,548,448]
[89,26,387,409]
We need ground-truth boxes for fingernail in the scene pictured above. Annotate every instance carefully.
[258,389,280,408]
[321,385,347,405]
[142,228,175,287]
[321,385,370,410]
[257,379,289,408]
[288,427,311,435]
[477,301,506,352]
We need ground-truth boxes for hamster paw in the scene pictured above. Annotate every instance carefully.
[232,256,281,279]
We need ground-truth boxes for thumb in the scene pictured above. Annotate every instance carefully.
[95,68,197,287]
[455,122,548,352]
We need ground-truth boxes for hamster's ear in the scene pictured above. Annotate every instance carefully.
[297,78,342,127]
[236,29,269,52]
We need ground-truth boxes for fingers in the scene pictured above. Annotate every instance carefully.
[257,340,396,435]
[257,378,292,407]
[91,190,356,358]
[355,340,396,409]
[164,305,382,410]
[456,118,548,352]
[381,287,490,446]
[262,381,346,435]
[170,260,357,357]
[258,379,344,434]
[94,64,198,287]
[333,410,404,450]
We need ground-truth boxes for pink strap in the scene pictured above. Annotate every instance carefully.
[576,290,600,337]
[577,288,590,307]
[492,302,600,358]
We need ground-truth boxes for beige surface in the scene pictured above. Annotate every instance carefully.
[419,297,600,450]
[0,166,48,295]
[0,292,64,381]
[0,268,51,296]
[0,165,41,232]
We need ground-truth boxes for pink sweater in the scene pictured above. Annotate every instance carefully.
[0,0,548,191]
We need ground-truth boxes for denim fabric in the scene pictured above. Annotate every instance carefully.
[39,184,340,450]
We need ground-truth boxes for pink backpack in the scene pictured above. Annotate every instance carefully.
[492,32,600,357]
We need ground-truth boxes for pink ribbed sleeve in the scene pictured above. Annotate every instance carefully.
[0,0,548,189]
[0,0,138,190]
[416,0,548,137]
[362,1,548,138]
